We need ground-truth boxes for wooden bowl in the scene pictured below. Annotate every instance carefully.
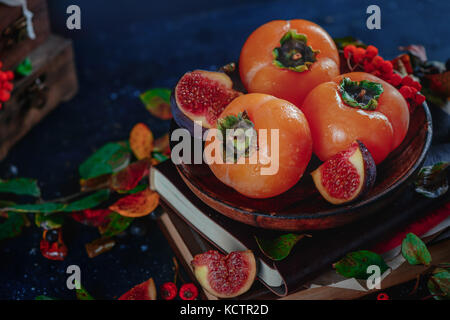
[170,102,432,231]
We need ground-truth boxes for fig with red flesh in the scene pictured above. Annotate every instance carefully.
[311,140,376,205]
[191,250,257,299]
[172,70,241,136]
[118,278,157,300]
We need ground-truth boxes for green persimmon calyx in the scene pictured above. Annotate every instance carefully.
[217,111,257,163]
[339,77,384,111]
[273,30,320,72]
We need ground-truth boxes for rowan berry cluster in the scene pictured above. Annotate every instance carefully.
[344,44,426,111]
[0,61,14,109]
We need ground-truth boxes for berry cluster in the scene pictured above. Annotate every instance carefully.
[343,44,426,112]
[160,282,198,300]
[0,61,14,110]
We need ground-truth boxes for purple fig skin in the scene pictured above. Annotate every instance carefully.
[355,139,377,198]
[170,91,208,139]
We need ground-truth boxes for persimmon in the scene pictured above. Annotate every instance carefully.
[239,20,340,108]
[205,93,312,199]
[301,72,410,165]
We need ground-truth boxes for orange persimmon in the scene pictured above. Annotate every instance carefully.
[301,72,410,165]
[205,93,312,199]
[239,19,340,108]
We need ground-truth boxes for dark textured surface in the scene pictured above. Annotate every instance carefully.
[0,0,449,300]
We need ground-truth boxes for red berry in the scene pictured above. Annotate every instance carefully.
[411,80,422,91]
[372,70,382,78]
[343,45,357,59]
[365,45,379,59]
[388,73,403,87]
[0,72,6,82]
[0,61,3,69]
[160,282,178,300]
[399,86,415,99]
[380,60,393,75]
[377,293,390,300]
[363,60,376,73]
[3,81,13,92]
[5,71,14,81]
[179,283,198,300]
[401,76,414,87]
[0,89,10,102]
[414,93,426,106]
[372,56,384,68]
[353,47,366,64]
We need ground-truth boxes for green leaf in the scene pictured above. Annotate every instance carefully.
[415,162,449,199]
[152,152,169,163]
[339,77,384,111]
[8,203,66,214]
[140,88,171,105]
[6,190,110,214]
[401,233,432,266]
[126,184,148,195]
[98,212,133,238]
[427,267,450,300]
[255,234,305,261]
[0,213,27,241]
[62,190,110,212]
[0,178,41,197]
[79,142,131,180]
[76,284,95,300]
[140,88,172,120]
[333,36,367,50]
[15,58,33,77]
[35,295,57,300]
[334,250,389,280]
[35,212,64,230]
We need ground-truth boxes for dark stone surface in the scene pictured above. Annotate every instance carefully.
[0,0,449,300]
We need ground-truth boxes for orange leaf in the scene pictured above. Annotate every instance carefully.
[129,123,154,160]
[109,188,159,218]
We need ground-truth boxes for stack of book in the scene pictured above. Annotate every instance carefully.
[151,160,450,300]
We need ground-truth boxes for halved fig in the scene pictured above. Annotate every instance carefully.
[311,140,376,205]
[172,70,241,136]
[191,250,257,299]
[118,278,157,300]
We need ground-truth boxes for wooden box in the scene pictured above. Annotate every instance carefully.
[0,0,51,69]
[0,35,78,160]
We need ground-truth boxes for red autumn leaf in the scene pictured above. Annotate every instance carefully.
[71,209,112,227]
[109,188,159,218]
[80,174,111,192]
[154,133,171,156]
[110,159,151,192]
[129,123,154,160]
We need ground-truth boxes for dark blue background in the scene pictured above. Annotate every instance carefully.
[0,0,449,300]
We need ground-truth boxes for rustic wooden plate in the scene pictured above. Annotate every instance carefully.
[170,102,432,231]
